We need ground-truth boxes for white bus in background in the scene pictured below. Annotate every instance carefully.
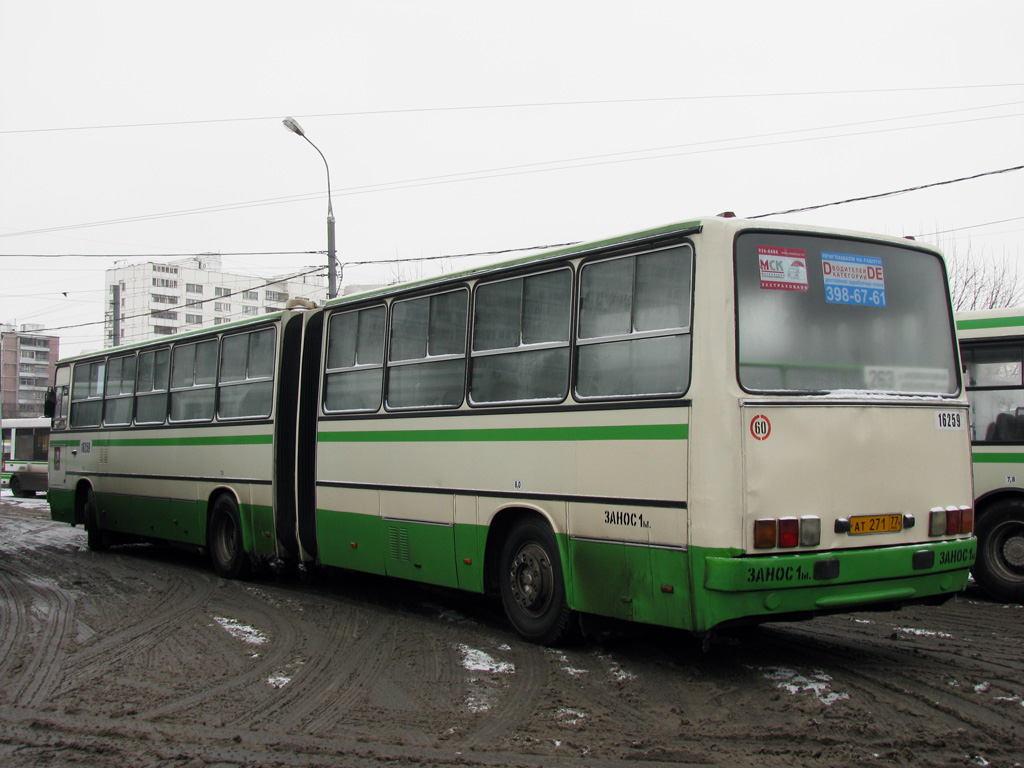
[1,416,50,497]
[46,215,976,644]
[956,308,1024,602]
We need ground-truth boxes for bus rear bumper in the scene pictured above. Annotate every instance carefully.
[696,538,976,630]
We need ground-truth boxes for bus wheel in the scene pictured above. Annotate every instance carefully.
[11,476,30,498]
[974,500,1024,603]
[499,517,577,645]
[84,487,108,552]
[209,495,251,580]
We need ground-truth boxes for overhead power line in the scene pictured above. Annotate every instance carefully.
[0,250,323,260]
[3,83,1022,134]
[33,265,325,335]
[751,164,1024,219]
[3,105,1021,243]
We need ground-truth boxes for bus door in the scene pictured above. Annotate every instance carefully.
[48,370,71,516]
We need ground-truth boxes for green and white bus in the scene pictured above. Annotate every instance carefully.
[47,215,976,644]
[2,416,50,497]
[955,308,1024,602]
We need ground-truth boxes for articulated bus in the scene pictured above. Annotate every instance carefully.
[2,416,50,497]
[955,308,1024,602]
[47,215,976,644]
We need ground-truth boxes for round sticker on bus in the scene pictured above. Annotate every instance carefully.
[750,414,771,441]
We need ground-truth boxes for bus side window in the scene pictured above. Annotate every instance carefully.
[387,290,468,410]
[218,327,276,419]
[169,340,217,423]
[470,269,571,405]
[962,343,1024,443]
[135,348,170,425]
[324,306,385,413]
[103,354,137,426]
[70,361,105,427]
[576,245,693,400]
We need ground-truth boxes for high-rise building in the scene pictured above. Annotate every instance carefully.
[103,254,328,347]
[0,324,59,418]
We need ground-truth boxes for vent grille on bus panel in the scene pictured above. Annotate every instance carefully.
[389,527,410,561]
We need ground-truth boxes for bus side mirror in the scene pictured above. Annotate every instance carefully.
[43,387,56,418]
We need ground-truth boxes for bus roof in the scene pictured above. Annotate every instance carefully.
[54,214,944,366]
[325,214,942,309]
[956,307,1024,336]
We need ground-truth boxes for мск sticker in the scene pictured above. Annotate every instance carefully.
[758,246,808,292]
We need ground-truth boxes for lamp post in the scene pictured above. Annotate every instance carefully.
[282,117,337,300]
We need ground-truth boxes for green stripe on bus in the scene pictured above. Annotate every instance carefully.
[972,452,1024,464]
[93,434,273,448]
[319,423,687,444]
[956,315,1024,331]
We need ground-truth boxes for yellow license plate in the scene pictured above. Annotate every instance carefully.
[849,514,903,535]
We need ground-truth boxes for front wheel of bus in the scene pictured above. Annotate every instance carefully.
[499,517,577,646]
[974,500,1024,603]
[84,487,107,552]
[209,495,251,580]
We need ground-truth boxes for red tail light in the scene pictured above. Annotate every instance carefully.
[778,518,799,548]
[945,509,962,536]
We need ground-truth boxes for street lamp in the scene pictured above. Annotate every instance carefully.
[282,117,337,300]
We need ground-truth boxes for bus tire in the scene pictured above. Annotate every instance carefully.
[499,517,578,646]
[209,494,251,580]
[974,500,1024,603]
[84,487,108,552]
[11,476,33,498]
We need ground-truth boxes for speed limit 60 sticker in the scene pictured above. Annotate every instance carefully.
[750,414,772,440]
[934,411,965,430]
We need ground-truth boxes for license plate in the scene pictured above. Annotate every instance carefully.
[849,514,903,535]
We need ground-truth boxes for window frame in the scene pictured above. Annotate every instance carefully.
[323,304,387,415]
[134,346,171,426]
[102,353,137,426]
[168,338,219,423]
[469,266,573,407]
[217,326,276,421]
[574,243,694,402]
[961,338,1024,444]
[385,287,469,411]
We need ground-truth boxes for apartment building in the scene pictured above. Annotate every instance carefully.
[103,254,328,347]
[0,324,59,418]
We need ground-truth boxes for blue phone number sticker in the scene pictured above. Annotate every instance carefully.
[822,252,886,307]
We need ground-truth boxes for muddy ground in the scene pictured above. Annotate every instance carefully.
[0,490,1021,768]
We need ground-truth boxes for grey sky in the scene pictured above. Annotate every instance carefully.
[2,0,1022,355]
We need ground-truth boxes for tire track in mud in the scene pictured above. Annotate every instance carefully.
[51,556,221,702]
[299,619,400,736]
[743,615,1024,745]
[136,582,303,722]
[454,638,548,749]
[0,549,79,709]
[232,595,362,732]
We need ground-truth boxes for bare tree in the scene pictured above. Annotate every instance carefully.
[942,238,1024,312]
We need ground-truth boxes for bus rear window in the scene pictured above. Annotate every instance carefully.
[735,232,958,395]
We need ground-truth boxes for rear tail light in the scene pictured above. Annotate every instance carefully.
[960,507,974,534]
[800,516,821,547]
[930,506,974,537]
[945,509,961,536]
[778,518,800,548]
[754,516,821,549]
[754,519,777,549]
